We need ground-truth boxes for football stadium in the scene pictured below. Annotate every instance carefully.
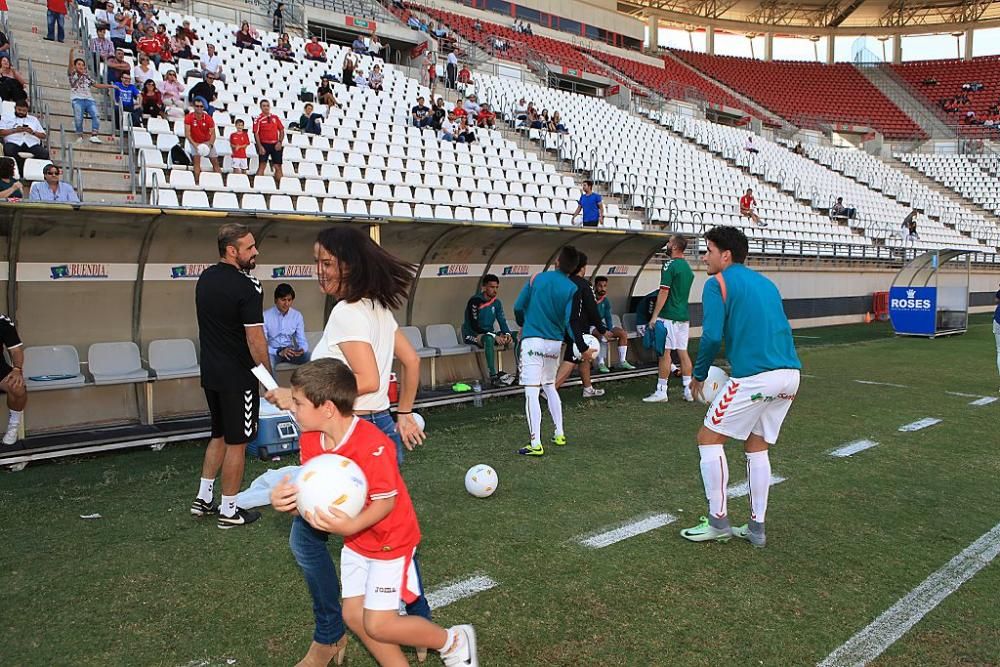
[2,0,1000,663]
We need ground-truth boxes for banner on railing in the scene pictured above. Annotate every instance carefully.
[346,16,376,31]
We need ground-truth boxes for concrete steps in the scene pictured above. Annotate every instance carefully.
[854,64,955,140]
[882,154,1000,223]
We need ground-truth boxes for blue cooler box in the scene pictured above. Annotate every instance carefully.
[247,398,300,460]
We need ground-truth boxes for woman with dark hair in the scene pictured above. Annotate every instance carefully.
[0,157,24,199]
[140,79,166,119]
[0,55,27,103]
[235,21,261,49]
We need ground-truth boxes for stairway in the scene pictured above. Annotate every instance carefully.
[6,2,136,203]
[881,153,1000,224]
[854,64,956,140]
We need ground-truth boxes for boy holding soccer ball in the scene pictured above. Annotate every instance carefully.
[270,358,479,667]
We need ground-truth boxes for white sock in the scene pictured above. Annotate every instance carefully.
[682,376,691,388]
[597,340,607,366]
[524,386,542,446]
[657,377,668,391]
[7,409,23,427]
[542,383,563,436]
[699,445,728,519]
[220,494,237,517]
[440,627,467,657]
[670,363,679,373]
[197,477,215,503]
[746,450,771,523]
[617,345,628,363]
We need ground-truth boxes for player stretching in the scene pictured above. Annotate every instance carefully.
[514,246,592,456]
[644,235,694,403]
[592,276,634,373]
[681,226,800,547]
[461,274,517,387]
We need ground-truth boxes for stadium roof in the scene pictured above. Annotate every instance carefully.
[618,0,1000,35]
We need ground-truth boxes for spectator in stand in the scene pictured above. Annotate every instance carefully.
[184,99,219,182]
[228,118,250,174]
[456,114,475,143]
[425,52,437,95]
[270,33,295,62]
[304,35,326,62]
[272,2,284,33]
[739,187,766,227]
[354,68,368,89]
[0,31,8,60]
[744,134,759,154]
[0,157,24,199]
[368,64,384,92]
[140,79,167,119]
[368,33,383,57]
[133,53,162,86]
[160,69,184,111]
[429,97,446,130]
[524,22,532,35]
[235,21,261,49]
[104,47,131,85]
[457,63,471,86]
[351,34,367,55]
[112,71,142,129]
[137,25,162,65]
[45,0,69,43]
[154,23,170,55]
[411,96,431,128]
[254,98,285,186]
[473,18,482,31]
[110,6,135,53]
[188,72,219,115]
[91,25,116,62]
[463,93,480,117]
[295,102,324,135]
[539,109,550,129]
[180,19,199,45]
[0,56,28,103]
[572,180,603,228]
[199,43,226,81]
[793,141,805,155]
[475,103,495,129]
[264,283,309,368]
[94,1,114,29]
[548,111,567,133]
[831,197,855,220]
[439,111,456,142]
[901,209,919,247]
[446,50,458,90]
[171,26,193,59]
[316,77,339,111]
[528,107,544,129]
[1,101,50,175]
[68,50,113,144]
[513,97,528,123]
[29,164,80,203]
[342,53,355,87]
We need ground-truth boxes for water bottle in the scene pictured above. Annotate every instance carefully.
[472,380,483,407]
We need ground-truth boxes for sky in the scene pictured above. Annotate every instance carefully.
[648,26,1000,62]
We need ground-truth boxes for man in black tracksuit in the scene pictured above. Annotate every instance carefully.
[555,252,608,397]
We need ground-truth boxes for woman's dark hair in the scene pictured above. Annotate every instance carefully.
[0,157,15,180]
[143,79,156,90]
[315,226,415,310]
[704,226,749,264]
[73,58,86,66]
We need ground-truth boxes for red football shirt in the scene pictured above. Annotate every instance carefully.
[476,109,495,124]
[229,130,250,158]
[299,419,421,560]
[305,42,325,58]
[47,0,68,14]
[253,113,284,145]
[739,194,754,211]
[452,106,466,119]
[184,111,215,144]
[137,36,161,56]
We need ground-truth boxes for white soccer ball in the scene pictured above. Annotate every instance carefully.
[573,333,600,361]
[411,412,425,431]
[196,143,211,157]
[296,453,368,519]
[698,366,731,405]
[464,464,498,498]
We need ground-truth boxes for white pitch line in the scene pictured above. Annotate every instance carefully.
[577,513,677,549]
[898,418,942,432]
[424,574,499,609]
[830,439,879,458]
[854,380,909,389]
[969,396,998,406]
[818,520,1000,667]
[945,391,981,398]
[727,474,786,499]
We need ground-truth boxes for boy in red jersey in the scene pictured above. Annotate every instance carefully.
[228,119,250,174]
[271,358,479,667]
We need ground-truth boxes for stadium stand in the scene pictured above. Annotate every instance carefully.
[670,50,926,140]
[892,56,1000,136]
[896,152,1000,225]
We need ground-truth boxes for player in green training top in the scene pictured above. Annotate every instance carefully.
[462,274,517,387]
[643,234,695,403]
[592,276,635,373]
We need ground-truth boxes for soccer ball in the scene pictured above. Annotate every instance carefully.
[411,412,425,431]
[196,143,211,157]
[698,366,731,405]
[573,333,600,361]
[464,464,497,498]
[296,454,368,519]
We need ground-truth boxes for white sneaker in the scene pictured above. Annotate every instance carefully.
[642,390,669,403]
[3,422,19,445]
[89,135,103,144]
[582,386,605,398]
[683,391,694,402]
[441,625,478,667]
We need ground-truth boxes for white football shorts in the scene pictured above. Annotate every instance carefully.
[703,368,800,444]
[341,545,423,612]
[519,337,562,386]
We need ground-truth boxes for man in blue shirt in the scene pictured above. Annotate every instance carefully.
[28,164,80,203]
[681,226,801,549]
[514,246,593,456]
[263,283,309,368]
[112,71,142,129]
[572,180,603,228]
